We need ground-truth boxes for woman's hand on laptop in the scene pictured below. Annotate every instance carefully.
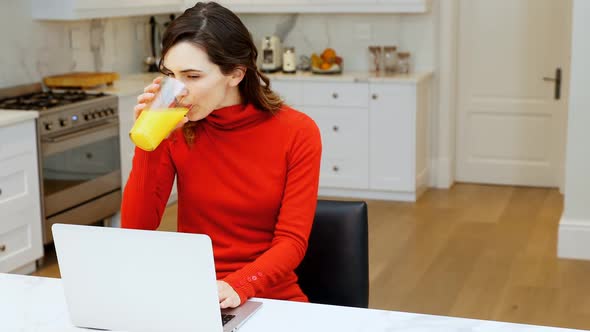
[217,281,241,308]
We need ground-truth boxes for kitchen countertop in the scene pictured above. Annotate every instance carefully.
[1,273,585,332]
[94,70,433,97]
[0,110,39,128]
[265,71,433,83]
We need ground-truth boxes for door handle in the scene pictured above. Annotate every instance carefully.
[543,67,562,100]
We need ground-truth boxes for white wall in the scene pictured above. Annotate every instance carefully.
[558,0,590,260]
[0,0,152,88]
[239,11,436,72]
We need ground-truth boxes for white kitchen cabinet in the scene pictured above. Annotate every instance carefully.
[33,0,183,20]
[183,0,430,13]
[271,81,303,108]
[304,106,369,189]
[270,74,431,201]
[0,119,43,274]
[369,83,429,195]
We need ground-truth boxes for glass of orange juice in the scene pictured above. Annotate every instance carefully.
[129,77,189,151]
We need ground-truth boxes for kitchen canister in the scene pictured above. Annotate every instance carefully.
[397,52,411,74]
[282,47,297,73]
[383,46,398,74]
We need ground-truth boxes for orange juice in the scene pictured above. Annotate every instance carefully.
[129,108,188,151]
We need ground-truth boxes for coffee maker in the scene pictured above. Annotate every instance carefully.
[260,36,282,72]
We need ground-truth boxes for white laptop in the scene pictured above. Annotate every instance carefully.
[52,223,262,332]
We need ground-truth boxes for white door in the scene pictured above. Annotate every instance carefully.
[456,0,572,187]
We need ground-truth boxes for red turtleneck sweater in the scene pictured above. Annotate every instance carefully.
[121,103,322,304]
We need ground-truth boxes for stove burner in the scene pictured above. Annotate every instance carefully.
[0,90,106,111]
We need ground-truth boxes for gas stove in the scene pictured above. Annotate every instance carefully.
[0,83,118,136]
[0,90,107,110]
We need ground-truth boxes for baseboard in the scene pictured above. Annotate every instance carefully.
[318,188,417,202]
[558,216,590,260]
[417,165,430,191]
[435,157,454,189]
[11,262,37,275]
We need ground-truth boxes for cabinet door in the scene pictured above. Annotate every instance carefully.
[0,208,43,273]
[369,83,416,192]
[0,120,43,273]
[271,80,304,108]
[76,0,182,9]
[303,82,369,108]
[304,107,369,189]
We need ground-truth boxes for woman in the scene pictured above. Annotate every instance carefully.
[121,2,322,309]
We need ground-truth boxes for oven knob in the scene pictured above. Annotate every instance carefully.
[84,113,91,121]
[108,108,116,115]
[98,111,104,118]
[44,122,53,131]
[59,118,68,127]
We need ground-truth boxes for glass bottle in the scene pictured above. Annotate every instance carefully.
[397,52,411,74]
[383,46,398,74]
[368,46,382,74]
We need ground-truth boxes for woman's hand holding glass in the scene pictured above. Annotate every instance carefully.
[130,76,190,151]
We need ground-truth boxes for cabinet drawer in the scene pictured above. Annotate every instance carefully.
[271,80,303,106]
[320,155,368,189]
[0,120,37,160]
[0,153,40,214]
[303,82,368,108]
[0,208,43,273]
[0,224,31,261]
[304,107,368,157]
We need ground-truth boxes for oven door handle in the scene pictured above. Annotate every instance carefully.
[42,120,119,143]
[41,120,119,157]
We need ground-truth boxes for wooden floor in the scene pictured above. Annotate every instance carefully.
[33,184,590,330]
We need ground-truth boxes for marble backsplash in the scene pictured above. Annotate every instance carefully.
[0,0,152,89]
[239,11,436,73]
[1,0,436,89]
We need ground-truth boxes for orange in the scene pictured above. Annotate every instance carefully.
[321,48,337,63]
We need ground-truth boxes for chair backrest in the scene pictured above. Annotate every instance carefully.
[295,200,369,308]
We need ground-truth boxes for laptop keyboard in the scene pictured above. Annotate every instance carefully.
[221,314,236,326]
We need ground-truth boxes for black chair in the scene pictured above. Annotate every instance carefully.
[295,200,369,308]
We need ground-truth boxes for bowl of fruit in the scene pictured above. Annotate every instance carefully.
[311,48,343,74]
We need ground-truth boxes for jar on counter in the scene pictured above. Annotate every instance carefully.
[282,47,297,74]
[397,52,411,74]
[368,46,382,74]
[383,46,398,74]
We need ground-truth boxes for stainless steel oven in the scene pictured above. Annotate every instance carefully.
[41,118,121,243]
[0,84,122,244]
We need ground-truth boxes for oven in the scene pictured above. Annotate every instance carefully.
[40,117,121,244]
[0,84,122,245]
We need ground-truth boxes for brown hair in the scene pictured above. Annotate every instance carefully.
[159,1,283,145]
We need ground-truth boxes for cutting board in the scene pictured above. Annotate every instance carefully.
[43,72,120,89]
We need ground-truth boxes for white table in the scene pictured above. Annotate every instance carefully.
[0,273,584,332]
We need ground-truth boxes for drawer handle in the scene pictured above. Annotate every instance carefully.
[332,92,339,99]
[332,125,339,132]
[372,94,378,100]
[332,165,339,172]
[0,244,6,252]
[0,188,2,196]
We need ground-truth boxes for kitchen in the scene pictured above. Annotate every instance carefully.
[2,0,590,331]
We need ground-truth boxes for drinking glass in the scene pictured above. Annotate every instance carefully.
[129,77,189,151]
